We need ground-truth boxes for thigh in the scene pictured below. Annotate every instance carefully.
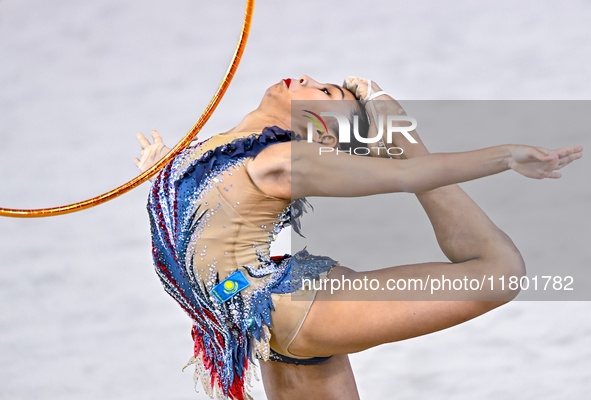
[269,291,315,358]
[259,354,360,400]
[288,263,509,357]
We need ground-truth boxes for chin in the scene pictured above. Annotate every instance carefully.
[263,83,281,97]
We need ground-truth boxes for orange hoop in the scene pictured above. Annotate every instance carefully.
[0,0,255,218]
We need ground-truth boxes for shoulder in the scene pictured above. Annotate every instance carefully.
[249,141,291,173]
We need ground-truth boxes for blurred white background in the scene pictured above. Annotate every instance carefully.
[1,1,590,399]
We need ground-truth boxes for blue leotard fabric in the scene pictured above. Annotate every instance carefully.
[147,126,337,400]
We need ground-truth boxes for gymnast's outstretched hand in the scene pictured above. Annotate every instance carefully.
[134,130,171,180]
[508,145,583,179]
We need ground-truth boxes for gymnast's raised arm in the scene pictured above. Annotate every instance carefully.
[247,140,583,200]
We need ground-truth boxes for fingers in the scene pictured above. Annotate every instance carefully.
[548,171,562,179]
[558,151,581,166]
[554,145,584,159]
[343,76,361,92]
[151,130,163,144]
[344,76,371,103]
[137,132,151,149]
[552,145,583,169]
[343,76,363,101]
[137,130,165,148]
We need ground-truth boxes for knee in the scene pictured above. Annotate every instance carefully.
[485,244,526,303]
[486,233,526,278]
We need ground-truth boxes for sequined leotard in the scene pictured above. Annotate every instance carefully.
[147,126,339,400]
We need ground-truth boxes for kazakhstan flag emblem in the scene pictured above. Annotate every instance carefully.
[212,270,250,303]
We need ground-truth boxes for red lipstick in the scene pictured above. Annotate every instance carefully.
[283,78,291,88]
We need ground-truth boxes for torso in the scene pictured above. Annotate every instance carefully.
[146,126,339,397]
[148,127,294,309]
[184,133,291,291]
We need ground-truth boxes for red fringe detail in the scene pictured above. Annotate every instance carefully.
[191,324,249,400]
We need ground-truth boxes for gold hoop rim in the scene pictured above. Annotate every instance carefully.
[0,0,255,218]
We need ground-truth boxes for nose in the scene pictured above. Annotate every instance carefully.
[299,75,317,87]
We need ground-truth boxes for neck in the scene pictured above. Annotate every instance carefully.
[222,109,290,135]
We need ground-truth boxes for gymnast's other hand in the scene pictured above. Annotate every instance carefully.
[344,76,412,158]
[134,130,171,181]
[508,144,583,179]
[344,76,388,104]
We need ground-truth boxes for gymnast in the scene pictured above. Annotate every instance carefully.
[134,75,582,400]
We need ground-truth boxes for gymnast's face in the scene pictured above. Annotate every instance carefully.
[260,75,360,147]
